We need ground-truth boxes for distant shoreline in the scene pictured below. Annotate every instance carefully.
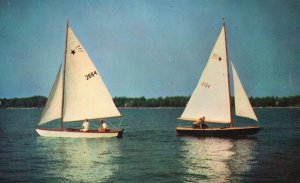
[2,106,300,110]
[1,95,299,109]
[3,107,39,109]
[254,106,300,109]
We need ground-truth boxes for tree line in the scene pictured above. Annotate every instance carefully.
[113,96,188,107]
[0,95,299,109]
[0,96,47,108]
[249,96,300,107]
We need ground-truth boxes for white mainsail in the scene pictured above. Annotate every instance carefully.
[231,62,257,121]
[38,66,63,125]
[180,26,231,123]
[63,27,121,122]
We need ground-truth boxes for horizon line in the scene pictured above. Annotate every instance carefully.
[1,94,299,99]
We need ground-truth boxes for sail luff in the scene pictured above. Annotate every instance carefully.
[61,19,69,128]
[231,62,258,121]
[223,21,233,126]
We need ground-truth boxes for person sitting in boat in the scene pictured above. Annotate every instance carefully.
[99,119,109,131]
[200,116,208,129]
[80,119,89,132]
[193,118,201,128]
[193,117,208,129]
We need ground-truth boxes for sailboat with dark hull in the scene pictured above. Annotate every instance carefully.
[176,22,261,137]
[36,20,123,138]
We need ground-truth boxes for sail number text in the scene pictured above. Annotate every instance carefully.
[85,71,97,80]
[201,81,210,88]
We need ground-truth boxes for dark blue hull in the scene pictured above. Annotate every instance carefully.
[176,126,261,137]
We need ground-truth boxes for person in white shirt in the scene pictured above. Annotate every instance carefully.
[80,119,89,132]
[99,119,109,131]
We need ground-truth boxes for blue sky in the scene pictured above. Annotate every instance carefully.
[0,0,299,98]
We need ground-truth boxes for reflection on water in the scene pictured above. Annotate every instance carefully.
[35,138,121,182]
[1,108,299,182]
[228,138,259,182]
[180,137,257,182]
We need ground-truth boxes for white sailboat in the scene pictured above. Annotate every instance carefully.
[36,20,123,138]
[176,22,261,137]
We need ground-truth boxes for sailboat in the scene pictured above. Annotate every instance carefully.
[176,22,261,137]
[36,20,124,138]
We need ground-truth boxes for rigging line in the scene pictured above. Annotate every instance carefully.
[118,116,124,128]
[178,119,181,127]
[86,119,117,129]
[103,117,120,129]
[107,120,117,129]
[89,121,99,129]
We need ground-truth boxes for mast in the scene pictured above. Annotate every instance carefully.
[223,20,233,127]
[61,19,69,129]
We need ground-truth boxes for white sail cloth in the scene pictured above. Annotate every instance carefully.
[63,27,121,122]
[38,25,121,125]
[180,26,231,123]
[38,66,63,125]
[231,62,257,121]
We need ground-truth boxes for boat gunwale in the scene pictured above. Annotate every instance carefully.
[36,128,123,134]
[176,126,261,131]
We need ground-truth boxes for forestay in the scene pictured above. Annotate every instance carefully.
[38,66,63,125]
[63,27,121,122]
[231,62,257,121]
[180,26,231,123]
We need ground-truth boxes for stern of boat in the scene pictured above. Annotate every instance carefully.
[117,129,124,138]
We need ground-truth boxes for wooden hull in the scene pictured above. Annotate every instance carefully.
[176,126,261,137]
[36,128,124,138]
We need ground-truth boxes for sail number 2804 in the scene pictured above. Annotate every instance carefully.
[85,71,98,80]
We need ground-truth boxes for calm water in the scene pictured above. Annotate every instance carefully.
[0,108,300,182]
